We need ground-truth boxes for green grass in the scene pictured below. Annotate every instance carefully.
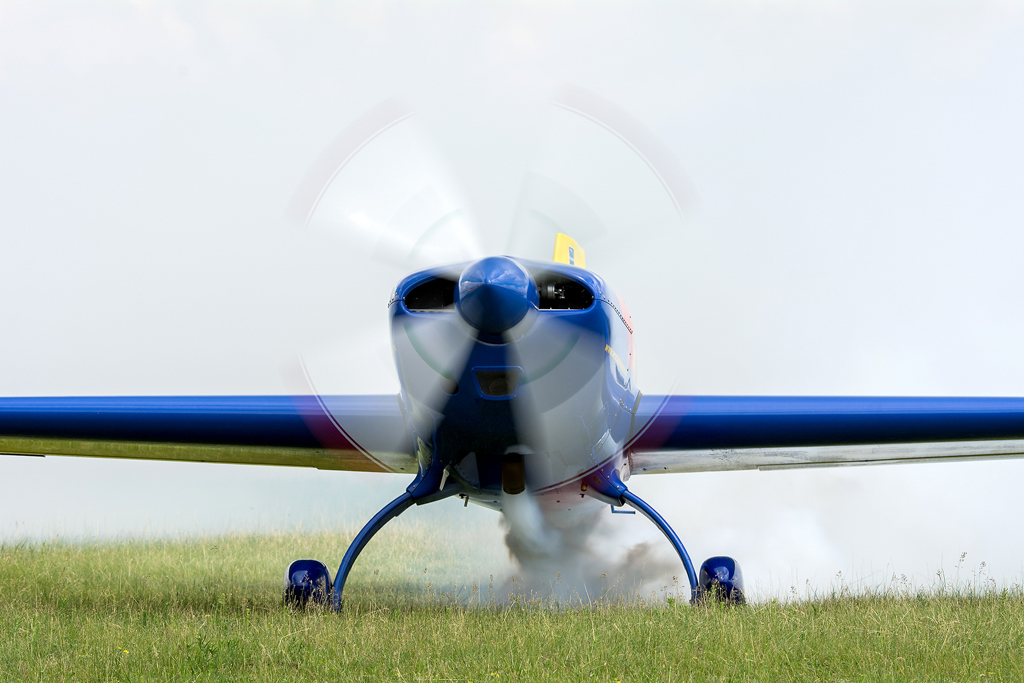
[2,525,1023,682]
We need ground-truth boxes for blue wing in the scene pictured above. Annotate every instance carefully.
[5,394,1024,475]
[0,395,416,474]
[628,395,1024,473]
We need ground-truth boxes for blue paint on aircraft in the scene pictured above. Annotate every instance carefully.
[633,395,1024,450]
[0,395,399,450]
[3,394,1023,455]
[456,256,538,334]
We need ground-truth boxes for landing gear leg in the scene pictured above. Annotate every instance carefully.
[623,488,746,604]
[330,455,460,610]
[330,491,415,610]
[620,488,699,597]
[585,470,699,599]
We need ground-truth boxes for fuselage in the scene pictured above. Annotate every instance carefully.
[390,256,639,514]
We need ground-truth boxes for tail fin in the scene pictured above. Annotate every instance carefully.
[552,233,586,268]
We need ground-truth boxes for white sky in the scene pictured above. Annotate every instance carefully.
[1,1,1022,598]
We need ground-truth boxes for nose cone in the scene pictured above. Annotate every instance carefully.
[457,257,538,334]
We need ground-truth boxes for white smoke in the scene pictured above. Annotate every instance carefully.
[499,492,682,604]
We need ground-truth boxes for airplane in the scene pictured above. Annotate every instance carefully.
[2,230,1024,609]
[3,95,1023,610]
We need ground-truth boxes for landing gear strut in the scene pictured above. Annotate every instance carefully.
[330,491,415,610]
[328,451,460,611]
[620,487,699,594]
[590,469,744,604]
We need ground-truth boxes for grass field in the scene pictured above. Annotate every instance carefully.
[2,525,1022,682]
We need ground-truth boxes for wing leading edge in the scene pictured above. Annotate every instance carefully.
[629,395,1024,474]
[0,395,416,473]
[5,394,1023,476]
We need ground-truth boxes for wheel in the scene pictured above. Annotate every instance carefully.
[283,559,332,606]
[693,556,745,605]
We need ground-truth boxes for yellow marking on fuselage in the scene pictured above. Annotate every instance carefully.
[605,344,628,377]
[553,233,586,268]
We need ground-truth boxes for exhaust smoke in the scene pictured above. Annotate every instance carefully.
[499,492,680,603]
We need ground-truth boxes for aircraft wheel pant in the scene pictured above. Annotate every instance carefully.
[284,559,333,607]
[693,556,746,605]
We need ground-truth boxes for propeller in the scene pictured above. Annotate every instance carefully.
[289,87,695,479]
[504,85,696,399]
[506,85,694,265]
[288,101,483,470]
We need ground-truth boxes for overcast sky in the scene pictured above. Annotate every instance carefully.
[1,1,1022,599]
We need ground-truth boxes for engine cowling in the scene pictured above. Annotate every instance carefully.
[693,556,745,605]
[283,559,332,606]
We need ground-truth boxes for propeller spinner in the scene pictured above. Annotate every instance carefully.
[456,256,539,335]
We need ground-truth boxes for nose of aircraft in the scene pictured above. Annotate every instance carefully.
[457,256,538,335]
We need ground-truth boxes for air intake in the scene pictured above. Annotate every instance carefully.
[475,368,520,398]
[405,277,457,311]
[533,274,594,310]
